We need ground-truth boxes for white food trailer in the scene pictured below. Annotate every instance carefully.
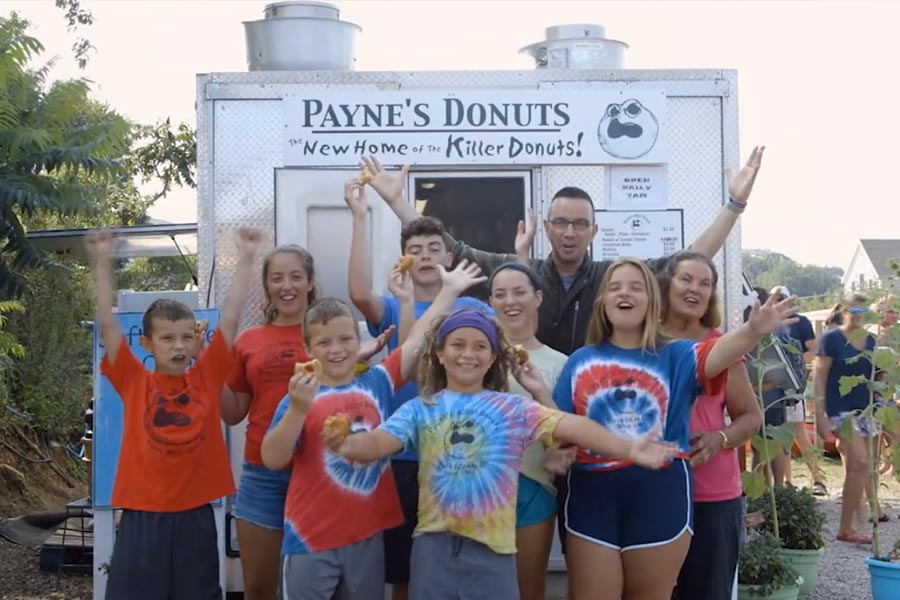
[93,3,751,597]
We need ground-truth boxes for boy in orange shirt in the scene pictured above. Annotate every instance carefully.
[86,227,262,600]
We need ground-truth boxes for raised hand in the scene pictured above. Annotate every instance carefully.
[84,230,116,262]
[235,227,264,262]
[344,178,368,218]
[388,267,414,304]
[726,145,765,204]
[629,437,677,469]
[438,259,487,295]
[360,155,410,204]
[515,208,536,261]
[357,324,396,363]
[747,292,798,337]
[288,370,319,415]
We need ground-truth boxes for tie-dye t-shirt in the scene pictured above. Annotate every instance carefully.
[380,390,563,554]
[268,350,404,555]
[553,338,723,471]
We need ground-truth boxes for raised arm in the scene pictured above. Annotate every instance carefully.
[261,371,317,469]
[689,146,764,258]
[85,231,123,363]
[386,267,415,346]
[397,260,487,379]
[361,155,418,225]
[705,290,796,379]
[219,228,262,349]
[515,208,537,264]
[361,155,520,274]
[345,178,386,325]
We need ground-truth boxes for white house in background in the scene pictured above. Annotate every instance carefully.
[842,239,900,292]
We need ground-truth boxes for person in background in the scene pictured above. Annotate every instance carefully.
[814,294,880,544]
[769,285,827,496]
[659,252,762,600]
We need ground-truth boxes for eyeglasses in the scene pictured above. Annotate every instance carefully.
[549,218,592,232]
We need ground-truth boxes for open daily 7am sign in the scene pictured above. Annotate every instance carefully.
[282,89,667,166]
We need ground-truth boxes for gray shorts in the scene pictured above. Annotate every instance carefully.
[409,532,518,600]
[282,533,384,600]
[105,504,220,600]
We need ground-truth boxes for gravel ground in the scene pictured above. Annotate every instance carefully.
[0,543,91,600]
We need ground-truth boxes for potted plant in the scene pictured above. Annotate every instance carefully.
[738,531,801,600]
[747,485,826,598]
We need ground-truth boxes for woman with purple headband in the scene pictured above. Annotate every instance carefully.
[322,308,677,598]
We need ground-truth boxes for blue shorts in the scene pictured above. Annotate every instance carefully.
[516,474,556,528]
[565,459,693,551]
[232,462,291,531]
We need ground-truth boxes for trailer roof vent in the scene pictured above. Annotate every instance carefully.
[520,24,628,70]
[244,2,361,71]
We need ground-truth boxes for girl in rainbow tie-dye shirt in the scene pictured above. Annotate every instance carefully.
[322,308,675,599]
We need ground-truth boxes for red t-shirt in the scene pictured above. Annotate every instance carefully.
[227,324,309,465]
[271,349,405,554]
[101,330,236,512]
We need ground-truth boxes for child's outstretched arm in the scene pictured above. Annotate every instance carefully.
[553,415,676,469]
[705,292,797,378]
[322,422,403,462]
[219,227,263,349]
[261,370,318,469]
[85,231,123,363]
[397,260,486,379]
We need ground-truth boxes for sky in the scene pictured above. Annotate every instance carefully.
[3,0,897,270]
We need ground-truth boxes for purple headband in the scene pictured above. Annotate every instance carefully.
[436,309,499,352]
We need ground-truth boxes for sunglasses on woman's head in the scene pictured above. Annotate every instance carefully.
[848,306,869,315]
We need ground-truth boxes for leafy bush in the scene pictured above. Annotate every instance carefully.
[748,484,826,550]
[5,266,93,439]
[738,531,799,596]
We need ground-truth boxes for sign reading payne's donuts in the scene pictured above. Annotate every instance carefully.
[282,89,667,166]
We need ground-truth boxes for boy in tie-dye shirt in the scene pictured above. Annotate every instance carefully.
[262,256,487,600]
[323,309,676,598]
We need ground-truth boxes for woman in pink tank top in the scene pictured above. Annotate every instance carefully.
[658,251,762,600]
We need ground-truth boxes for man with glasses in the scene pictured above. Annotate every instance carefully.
[364,147,765,355]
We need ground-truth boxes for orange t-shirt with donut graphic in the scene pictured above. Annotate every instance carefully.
[101,330,236,512]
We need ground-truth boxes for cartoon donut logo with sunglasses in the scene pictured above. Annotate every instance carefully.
[598,99,660,160]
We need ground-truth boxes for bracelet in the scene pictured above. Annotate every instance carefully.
[718,430,730,448]
[726,196,746,214]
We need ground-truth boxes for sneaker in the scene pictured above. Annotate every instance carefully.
[812,481,827,496]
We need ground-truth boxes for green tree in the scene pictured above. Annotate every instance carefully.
[0,13,130,297]
[743,250,844,305]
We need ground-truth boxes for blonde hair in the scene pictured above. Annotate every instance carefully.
[586,258,664,351]
[417,314,516,402]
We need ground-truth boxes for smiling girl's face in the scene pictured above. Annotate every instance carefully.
[437,327,496,393]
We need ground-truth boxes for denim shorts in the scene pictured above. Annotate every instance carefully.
[232,462,291,531]
[829,411,881,438]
